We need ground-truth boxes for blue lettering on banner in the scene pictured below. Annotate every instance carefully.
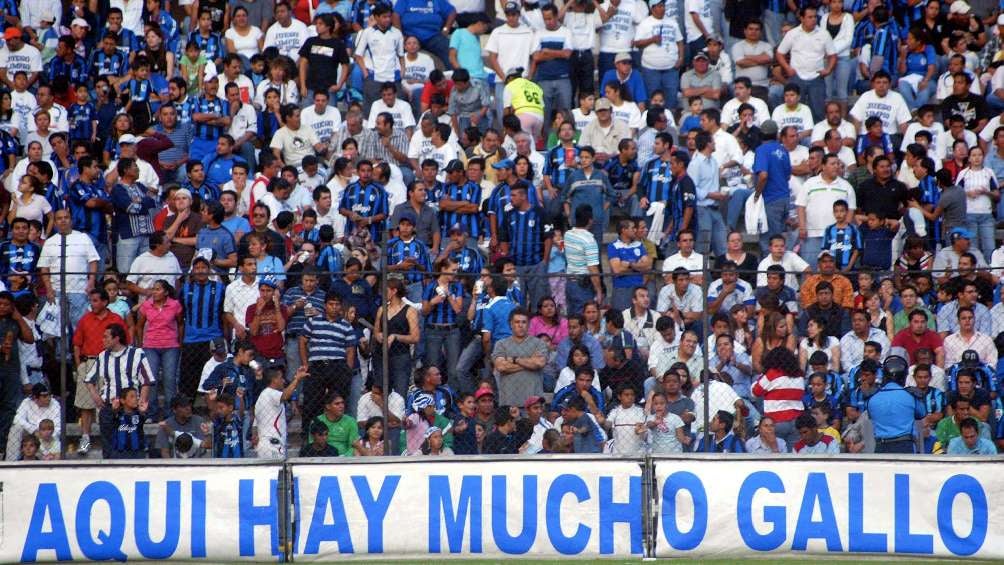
[75,481,128,561]
[134,481,181,559]
[239,478,280,557]
[937,475,988,557]
[791,473,841,552]
[737,471,786,551]
[545,474,591,555]
[428,475,483,554]
[894,474,933,554]
[491,475,537,554]
[21,484,72,562]
[660,471,707,550]
[848,473,887,553]
[599,476,642,555]
[191,479,207,558]
[304,476,354,554]
[352,475,400,553]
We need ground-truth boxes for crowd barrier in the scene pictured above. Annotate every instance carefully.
[7,455,1001,562]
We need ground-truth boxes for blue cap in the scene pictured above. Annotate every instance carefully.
[491,159,515,170]
[949,227,973,241]
[259,276,279,289]
[448,222,468,235]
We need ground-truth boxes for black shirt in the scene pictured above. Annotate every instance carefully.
[940,94,989,131]
[298,442,341,457]
[856,176,909,220]
[298,36,349,93]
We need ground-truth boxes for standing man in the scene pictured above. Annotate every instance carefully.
[562,146,614,246]
[179,258,226,397]
[796,154,856,266]
[484,2,535,123]
[299,293,357,430]
[491,308,548,407]
[254,366,309,459]
[354,3,405,113]
[867,355,925,453]
[608,219,652,311]
[751,120,791,254]
[439,159,482,243]
[564,205,604,314]
[38,209,98,325]
[688,131,728,257]
[634,0,684,109]
[190,74,231,162]
[338,160,389,242]
[110,158,157,274]
[775,6,836,121]
[67,156,113,274]
[282,267,326,380]
[530,4,573,138]
[499,183,552,313]
[0,292,33,458]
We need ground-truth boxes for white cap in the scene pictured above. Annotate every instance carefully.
[118,134,138,145]
[40,10,54,22]
[996,13,1004,24]
[949,0,970,14]
[71,17,90,28]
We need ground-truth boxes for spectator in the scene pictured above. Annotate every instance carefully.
[492,308,548,407]
[793,411,840,454]
[136,280,183,416]
[5,383,59,461]
[695,409,746,452]
[776,7,836,121]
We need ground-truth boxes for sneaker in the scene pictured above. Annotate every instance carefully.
[78,435,90,454]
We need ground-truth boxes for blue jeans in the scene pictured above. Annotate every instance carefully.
[90,238,108,277]
[686,38,708,63]
[966,213,996,258]
[760,197,790,254]
[424,325,461,386]
[565,276,597,316]
[539,78,573,134]
[641,67,681,109]
[146,347,180,415]
[516,261,549,314]
[116,235,150,274]
[420,33,452,69]
[456,338,485,395]
[597,52,616,87]
[763,10,784,45]
[696,205,727,256]
[824,57,854,103]
[791,75,825,122]
[900,76,936,110]
[799,236,823,269]
[727,188,752,230]
[989,91,1004,113]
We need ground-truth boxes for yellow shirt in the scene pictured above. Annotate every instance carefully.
[505,78,544,117]
[820,426,842,444]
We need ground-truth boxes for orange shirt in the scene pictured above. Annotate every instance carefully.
[799,274,855,310]
[72,310,127,357]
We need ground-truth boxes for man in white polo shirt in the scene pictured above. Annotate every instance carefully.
[353,3,405,114]
[485,2,534,122]
[796,153,856,266]
[775,6,836,122]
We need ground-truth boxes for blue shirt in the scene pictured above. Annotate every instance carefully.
[45,54,89,88]
[281,287,326,336]
[68,179,110,242]
[534,27,572,80]
[752,141,791,204]
[870,24,899,77]
[213,414,245,458]
[222,216,251,238]
[180,280,226,343]
[440,180,482,239]
[604,157,639,195]
[607,239,647,288]
[195,225,237,266]
[687,152,719,207]
[554,333,606,371]
[339,181,389,241]
[0,240,39,279]
[330,277,377,321]
[946,436,997,455]
[449,28,486,80]
[125,78,154,103]
[866,381,926,439]
[201,153,246,188]
[917,174,941,247]
[423,280,465,325]
[88,50,128,79]
[191,96,230,140]
[563,168,614,227]
[394,0,454,42]
[188,30,225,61]
[599,69,647,105]
[386,237,432,283]
[500,205,551,266]
[450,246,483,276]
[544,145,580,189]
[904,45,936,76]
[640,157,673,203]
[482,295,517,344]
[68,103,97,142]
[303,315,358,362]
[821,223,862,270]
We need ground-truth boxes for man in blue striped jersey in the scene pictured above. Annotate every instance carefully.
[281,268,326,383]
[179,258,226,398]
[299,292,358,432]
[421,257,465,387]
[544,122,580,207]
[436,223,483,277]
[440,159,482,238]
[499,183,552,315]
[386,211,433,302]
[189,74,231,162]
[338,160,389,241]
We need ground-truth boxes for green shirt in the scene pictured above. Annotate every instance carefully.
[316,413,359,456]
[892,305,936,334]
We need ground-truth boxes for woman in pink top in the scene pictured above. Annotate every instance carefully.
[529,297,569,347]
[136,280,184,416]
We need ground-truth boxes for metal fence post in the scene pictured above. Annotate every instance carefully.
[642,454,656,559]
[280,459,294,563]
[701,254,710,448]
[58,235,68,459]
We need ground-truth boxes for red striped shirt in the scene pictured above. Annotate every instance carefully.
[752,368,806,422]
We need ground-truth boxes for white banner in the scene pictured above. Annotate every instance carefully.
[6,462,283,563]
[654,458,1004,559]
[290,457,643,560]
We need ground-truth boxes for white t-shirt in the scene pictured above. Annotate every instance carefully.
[10,90,36,135]
[216,73,255,104]
[402,52,435,94]
[902,121,947,157]
[937,129,977,160]
[636,16,683,70]
[11,193,51,223]
[0,45,42,76]
[662,251,705,274]
[684,0,714,42]
[795,174,856,236]
[607,404,646,455]
[126,251,183,292]
[254,387,287,447]
[354,25,404,82]
[611,101,644,130]
[555,367,601,391]
[721,96,770,127]
[366,98,416,130]
[269,126,320,168]
[427,142,463,180]
[597,0,647,53]
[301,105,342,145]
[484,24,534,77]
[849,90,912,135]
[260,192,298,221]
[564,11,604,51]
[756,252,809,289]
[263,19,310,59]
[253,79,299,110]
[225,26,264,60]
[776,25,836,80]
[572,108,596,130]
[38,231,99,293]
[27,104,69,134]
[809,119,857,144]
[771,104,814,133]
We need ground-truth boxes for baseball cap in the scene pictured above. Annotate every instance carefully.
[706,35,723,44]
[503,1,520,12]
[259,276,279,289]
[614,52,632,64]
[491,159,515,170]
[444,159,465,173]
[398,211,417,225]
[210,337,228,353]
[760,119,779,136]
[448,222,467,235]
[474,387,495,400]
[118,134,138,145]
[961,349,981,367]
[808,351,829,366]
[31,383,49,397]
[524,395,545,409]
[71,17,91,28]
[949,0,970,13]
[817,249,835,260]
[693,50,710,61]
[594,98,613,111]
[949,227,973,241]
[3,28,20,41]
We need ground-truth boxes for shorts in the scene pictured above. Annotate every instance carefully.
[73,359,98,410]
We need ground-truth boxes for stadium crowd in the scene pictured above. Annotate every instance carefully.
[1,0,1004,461]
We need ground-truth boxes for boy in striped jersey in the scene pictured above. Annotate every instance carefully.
[820,200,861,272]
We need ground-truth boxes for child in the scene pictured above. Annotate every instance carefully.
[179,41,206,97]
[547,228,567,314]
[295,209,320,247]
[10,72,35,143]
[111,387,148,459]
[315,225,342,289]
[605,385,646,455]
[679,97,703,135]
[298,155,327,191]
[104,278,131,322]
[68,84,98,147]
[212,392,246,458]
[854,116,894,163]
[564,396,605,453]
[571,91,595,131]
[806,353,843,399]
[811,401,842,443]
[402,393,451,455]
[820,199,861,272]
[645,392,689,453]
[121,59,158,117]
[299,421,340,456]
[37,418,59,460]
[248,54,267,89]
[19,435,40,460]
[604,309,636,360]
[858,211,894,270]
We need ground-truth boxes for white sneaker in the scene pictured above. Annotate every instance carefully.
[78,435,90,454]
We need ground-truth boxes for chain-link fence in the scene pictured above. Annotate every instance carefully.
[9,248,1003,461]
